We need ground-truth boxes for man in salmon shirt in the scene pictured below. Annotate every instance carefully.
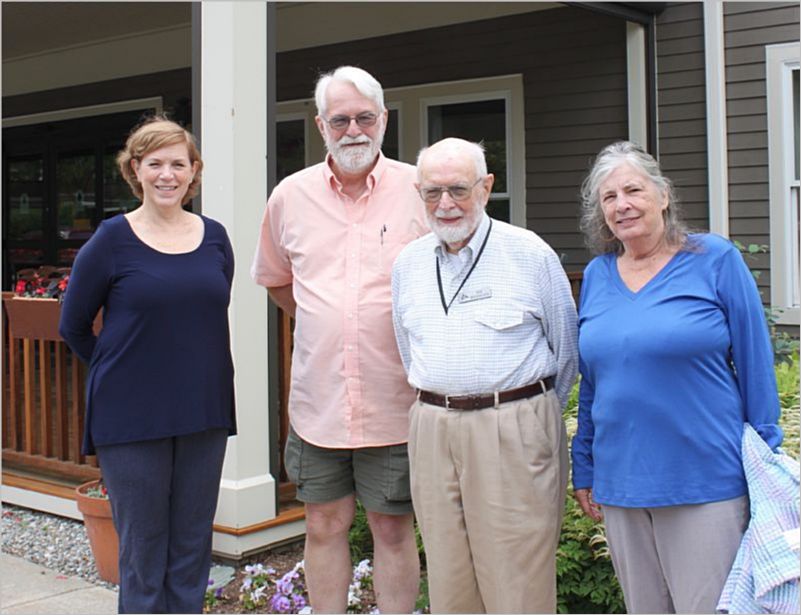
[251,66,428,613]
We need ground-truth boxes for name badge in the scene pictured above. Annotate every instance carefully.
[458,288,492,304]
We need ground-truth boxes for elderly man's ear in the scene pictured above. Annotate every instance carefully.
[481,173,495,198]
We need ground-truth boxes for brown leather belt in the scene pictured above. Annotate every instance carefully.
[417,377,555,411]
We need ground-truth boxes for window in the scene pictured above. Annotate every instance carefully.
[767,42,800,325]
[424,96,510,222]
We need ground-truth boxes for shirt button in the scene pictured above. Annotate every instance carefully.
[352,223,358,228]
[350,283,356,289]
[347,345,354,351]
[348,313,354,319]
[351,252,356,257]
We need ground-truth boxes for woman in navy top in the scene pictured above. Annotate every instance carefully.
[571,141,782,614]
[59,117,236,614]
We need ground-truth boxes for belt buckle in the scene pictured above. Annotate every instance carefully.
[539,379,547,395]
[444,394,450,410]
[494,391,500,409]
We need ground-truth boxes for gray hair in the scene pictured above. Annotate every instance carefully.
[416,138,488,182]
[314,66,385,118]
[580,141,688,255]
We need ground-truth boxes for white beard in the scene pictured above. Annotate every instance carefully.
[427,210,478,247]
[327,135,382,174]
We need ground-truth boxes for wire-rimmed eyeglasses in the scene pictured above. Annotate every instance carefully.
[418,177,484,203]
[323,112,379,131]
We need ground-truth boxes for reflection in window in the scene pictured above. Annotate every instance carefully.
[383,109,400,161]
[103,151,139,219]
[8,157,45,241]
[427,99,509,222]
[57,153,96,241]
[277,119,306,182]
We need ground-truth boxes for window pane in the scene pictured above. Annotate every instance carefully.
[57,153,96,241]
[383,109,399,161]
[277,119,306,182]
[103,151,139,219]
[486,198,510,223]
[7,157,45,241]
[427,99,507,193]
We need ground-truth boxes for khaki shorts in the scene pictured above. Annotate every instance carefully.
[285,427,413,515]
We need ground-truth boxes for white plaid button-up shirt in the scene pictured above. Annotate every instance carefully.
[391,213,578,407]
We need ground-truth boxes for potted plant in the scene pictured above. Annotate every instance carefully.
[4,267,71,340]
[75,478,120,585]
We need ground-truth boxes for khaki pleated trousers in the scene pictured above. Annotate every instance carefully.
[408,391,568,614]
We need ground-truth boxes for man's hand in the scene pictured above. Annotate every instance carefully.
[574,488,603,522]
[268,284,296,318]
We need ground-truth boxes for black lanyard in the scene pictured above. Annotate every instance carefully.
[436,219,492,315]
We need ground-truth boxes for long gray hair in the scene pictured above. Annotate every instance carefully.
[579,141,688,255]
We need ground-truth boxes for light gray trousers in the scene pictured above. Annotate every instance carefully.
[603,495,749,614]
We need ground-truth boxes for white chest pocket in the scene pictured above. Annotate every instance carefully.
[474,309,526,330]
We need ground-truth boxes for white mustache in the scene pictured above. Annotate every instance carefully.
[337,136,371,146]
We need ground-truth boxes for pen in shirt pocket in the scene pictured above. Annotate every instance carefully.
[379,224,387,268]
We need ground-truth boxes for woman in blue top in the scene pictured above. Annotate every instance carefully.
[59,117,236,614]
[571,141,783,614]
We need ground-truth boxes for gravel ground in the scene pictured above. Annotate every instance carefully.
[1,503,118,591]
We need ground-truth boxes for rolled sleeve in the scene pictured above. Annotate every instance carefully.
[251,190,293,288]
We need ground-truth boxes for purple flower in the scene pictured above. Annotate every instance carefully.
[276,576,294,595]
[292,593,307,609]
[270,594,292,613]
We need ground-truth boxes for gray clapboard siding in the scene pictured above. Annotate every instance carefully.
[657,3,711,234]
[724,1,800,295]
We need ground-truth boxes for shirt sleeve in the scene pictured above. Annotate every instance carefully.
[537,245,579,408]
[391,254,412,375]
[58,226,114,365]
[250,188,293,288]
[221,225,235,289]
[716,244,783,449]
[572,356,596,490]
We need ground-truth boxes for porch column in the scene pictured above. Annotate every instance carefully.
[198,1,296,557]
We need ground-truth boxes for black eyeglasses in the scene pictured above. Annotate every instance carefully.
[418,177,484,203]
[323,112,379,131]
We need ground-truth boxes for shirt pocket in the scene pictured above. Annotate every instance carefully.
[474,308,526,331]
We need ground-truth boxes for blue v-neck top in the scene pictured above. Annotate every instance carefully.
[571,233,782,507]
[59,214,237,455]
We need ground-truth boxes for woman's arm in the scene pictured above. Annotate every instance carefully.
[59,228,114,364]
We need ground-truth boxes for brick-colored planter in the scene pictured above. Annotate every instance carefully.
[75,479,119,585]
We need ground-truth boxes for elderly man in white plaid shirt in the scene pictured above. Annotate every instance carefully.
[391,137,578,614]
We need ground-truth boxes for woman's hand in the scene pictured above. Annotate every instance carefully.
[574,488,603,522]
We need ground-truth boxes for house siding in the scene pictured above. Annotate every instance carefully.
[655,2,711,238]
[724,1,800,300]
[277,6,628,269]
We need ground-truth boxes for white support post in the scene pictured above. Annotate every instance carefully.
[626,22,648,148]
[704,0,730,237]
[199,1,291,557]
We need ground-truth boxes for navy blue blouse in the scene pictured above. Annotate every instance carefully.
[59,214,236,455]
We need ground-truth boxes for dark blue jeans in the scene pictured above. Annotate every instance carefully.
[96,429,228,614]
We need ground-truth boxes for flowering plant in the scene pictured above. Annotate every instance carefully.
[14,269,70,301]
[84,479,109,499]
[239,558,378,614]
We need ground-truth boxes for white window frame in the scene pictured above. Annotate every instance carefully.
[767,42,800,326]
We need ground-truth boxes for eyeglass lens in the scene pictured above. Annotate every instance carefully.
[328,113,377,130]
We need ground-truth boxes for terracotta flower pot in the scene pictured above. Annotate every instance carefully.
[75,479,120,585]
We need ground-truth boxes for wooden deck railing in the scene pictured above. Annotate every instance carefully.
[2,292,100,482]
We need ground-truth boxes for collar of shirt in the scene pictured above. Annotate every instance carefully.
[323,151,388,196]
[434,212,491,270]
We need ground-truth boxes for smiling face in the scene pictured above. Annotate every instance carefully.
[417,148,494,253]
[132,142,198,209]
[599,162,668,250]
[316,80,387,176]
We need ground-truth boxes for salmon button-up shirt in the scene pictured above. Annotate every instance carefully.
[251,153,428,448]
